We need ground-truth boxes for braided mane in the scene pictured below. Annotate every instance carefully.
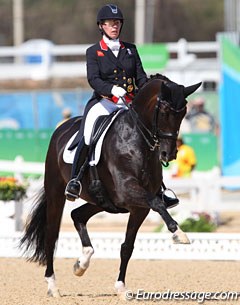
[148,73,170,83]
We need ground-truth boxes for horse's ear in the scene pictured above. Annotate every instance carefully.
[184,82,202,98]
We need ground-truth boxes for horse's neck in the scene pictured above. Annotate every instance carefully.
[133,81,161,126]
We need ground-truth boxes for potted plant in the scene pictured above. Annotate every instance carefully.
[0,177,27,201]
[0,177,28,231]
[179,212,217,232]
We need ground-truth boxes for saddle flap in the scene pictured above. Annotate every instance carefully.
[63,109,125,165]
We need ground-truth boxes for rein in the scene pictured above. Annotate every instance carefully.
[120,95,183,152]
[121,96,160,151]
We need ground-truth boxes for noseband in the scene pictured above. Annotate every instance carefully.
[152,97,186,143]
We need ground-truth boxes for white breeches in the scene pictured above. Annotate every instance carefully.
[84,98,127,145]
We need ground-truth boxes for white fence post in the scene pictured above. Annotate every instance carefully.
[14,199,23,231]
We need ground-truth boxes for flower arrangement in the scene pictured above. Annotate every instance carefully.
[0,177,27,201]
[179,212,217,232]
[154,211,217,233]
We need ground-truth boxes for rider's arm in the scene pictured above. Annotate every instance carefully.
[86,45,114,97]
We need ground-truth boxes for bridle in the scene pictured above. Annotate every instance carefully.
[120,93,186,153]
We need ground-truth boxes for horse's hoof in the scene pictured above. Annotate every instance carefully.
[172,228,191,244]
[73,260,86,277]
[115,281,128,300]
[47,288,61,298]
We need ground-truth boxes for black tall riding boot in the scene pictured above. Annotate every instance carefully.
[65,138,89,201]
[157,182,179,209]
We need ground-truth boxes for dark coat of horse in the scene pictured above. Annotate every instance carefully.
[20,75,201,297]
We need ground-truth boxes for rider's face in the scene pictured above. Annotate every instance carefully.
[101,19,122,39]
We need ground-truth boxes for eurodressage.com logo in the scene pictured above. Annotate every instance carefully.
[124,289,240,303]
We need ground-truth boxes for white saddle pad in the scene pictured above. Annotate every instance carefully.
[63,109,124,165]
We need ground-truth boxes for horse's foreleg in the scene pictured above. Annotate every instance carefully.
[115,209,149,297]
[71,203,103,276]
[148,196,190,244]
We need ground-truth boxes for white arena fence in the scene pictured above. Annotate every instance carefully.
[0,157,240,261]
[0,231,240,261]
[0,156,239,212]
[0,39,219,86]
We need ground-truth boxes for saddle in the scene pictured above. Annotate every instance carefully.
[70,110,128,214]
[68,110,118,153]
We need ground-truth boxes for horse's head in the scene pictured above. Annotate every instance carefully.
[133,75,201,162]
[156,80,201,162]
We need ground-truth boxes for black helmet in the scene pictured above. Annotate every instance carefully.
[97,4,124,24]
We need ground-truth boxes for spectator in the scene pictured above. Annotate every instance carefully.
[56,108,72,128]
[171,137,197,177]
[186,97,216,133]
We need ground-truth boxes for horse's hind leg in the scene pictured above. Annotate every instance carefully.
[115,208,150,296]
[71,203,103,276]
[44,183,66,297]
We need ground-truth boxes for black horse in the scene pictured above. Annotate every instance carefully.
[20,75,201,297]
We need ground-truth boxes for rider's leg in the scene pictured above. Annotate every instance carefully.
[65,98,122,202]
[65,98,98,201]
[65,137,89,201]
[157,181,179,209]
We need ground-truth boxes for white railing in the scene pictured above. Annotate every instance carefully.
[0,158,239,261]
[165,170,240,212]
[0,39,219,84]
[0,156,44,177]
[1,231,240,261]
[0,157,239,212]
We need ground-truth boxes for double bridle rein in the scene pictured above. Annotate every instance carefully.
[121,94,186,153]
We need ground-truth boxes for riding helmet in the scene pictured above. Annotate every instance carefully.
[97,4,124,24]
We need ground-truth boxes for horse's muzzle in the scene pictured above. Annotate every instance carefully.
[159,149,177,162]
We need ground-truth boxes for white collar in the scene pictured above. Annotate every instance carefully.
[103,35,120,51]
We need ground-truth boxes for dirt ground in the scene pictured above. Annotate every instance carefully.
[0,217,240,305]
[1,258,240,305]
[2,194,240,305]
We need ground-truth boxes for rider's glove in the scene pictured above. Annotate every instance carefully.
[111,85,126,98]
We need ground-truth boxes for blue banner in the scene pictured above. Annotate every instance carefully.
[0,90,91,129]
[220,38,240,176]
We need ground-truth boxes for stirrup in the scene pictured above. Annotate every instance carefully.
[64,179,82,201]
[159,188,179,209]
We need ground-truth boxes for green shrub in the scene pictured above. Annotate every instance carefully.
[180,213,216,232]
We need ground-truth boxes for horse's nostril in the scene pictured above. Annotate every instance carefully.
[161,151,167,158]
[160,151,172,162]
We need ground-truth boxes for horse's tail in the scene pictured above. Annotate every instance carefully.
[20,187,48,265]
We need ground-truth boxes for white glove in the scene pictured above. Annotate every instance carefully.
[111,85,126,98]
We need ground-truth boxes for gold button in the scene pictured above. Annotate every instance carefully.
[127,85,134,92]
[123,84,127,87]
[123,76,126,80]
[114,69,117,73]
[115,77,118,80]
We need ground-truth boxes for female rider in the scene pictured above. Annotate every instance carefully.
[65,4,178,210]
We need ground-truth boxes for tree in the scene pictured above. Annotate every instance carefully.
[0,0,224,46]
